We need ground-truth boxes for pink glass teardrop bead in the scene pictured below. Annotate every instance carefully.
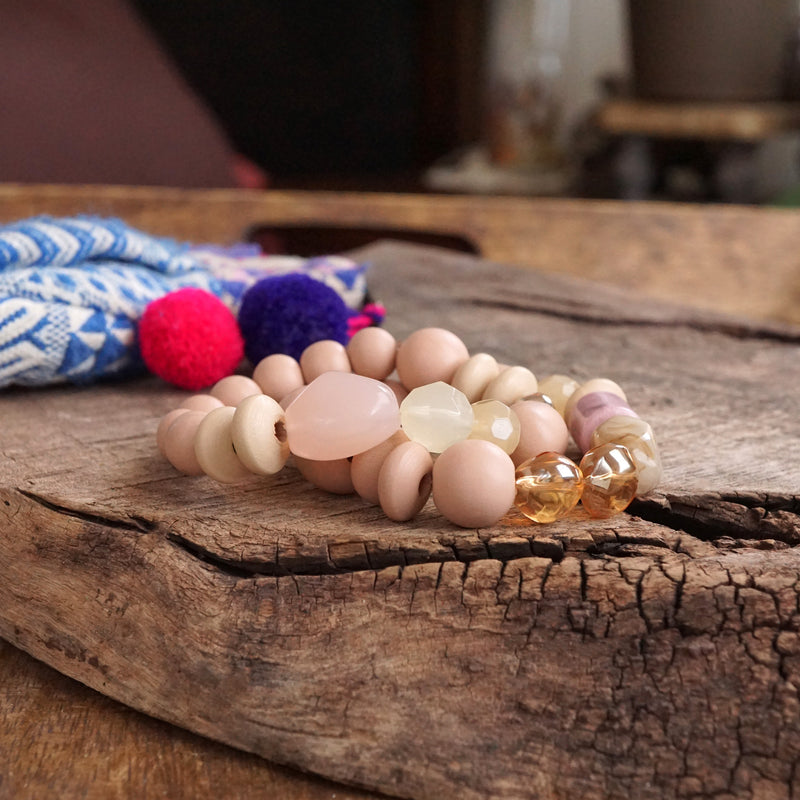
[284,371,400,460]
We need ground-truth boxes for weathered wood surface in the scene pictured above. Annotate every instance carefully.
[2,183,800,325]
[1,239,799,799]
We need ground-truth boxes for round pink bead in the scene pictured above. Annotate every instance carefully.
[351,429,410,504]
[210,375,262,406]
[162,410,206,475]
[510,400,570,467]
[432,439,516,528]
[253,353,304,401]
[299,339,351,383]
[395,328,469,390]
[347,327,397,380]
[284,371,400,460]
[378,441,434,522]
[568,391,638,453]
[157,408,189,457]
[180,394,224,412]
[294,456,355,494]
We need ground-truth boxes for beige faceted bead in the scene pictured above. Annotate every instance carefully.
[451,353,500,402]
[347,327,397,380]
[469,399,521,455]
[180,394,224,413]
[253,353,304,402]
[536,374,579,417]
[482,365,537,405]
[194,406,252,483]
[294,456,355,494]
[210,374,262,407]
[157,408,189,457]
[395,327,469,389]
[591,415,662,495]
[563,378,626,425]
[432,439,516,528]
[299,339,352,383]
[230,394,290,475]
[162,410,206,475]
[378,441,434,522]
[351,429,410,504]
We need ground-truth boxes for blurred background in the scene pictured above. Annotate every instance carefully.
[3,0,800,205]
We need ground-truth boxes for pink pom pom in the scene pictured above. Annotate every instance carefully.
[139,288,244,390]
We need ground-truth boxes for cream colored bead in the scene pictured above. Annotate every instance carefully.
[230,394,289,475]
[451,353,500,402]
[536,374,579,417]
[180,394,225,413]
[294,456,355,494]
[253,354,304,401]
[300,339,351,383]
[591,415,662,495]
[564,378,627,425]
[469,399,521,455]
[347,327,397,380]
[194,406,252,483]
[482,365,537,405]
[350,429,410,504]
[163,410,206,475]
[210,374,262,407]
[157,408,189,457]
[378,441,434,522]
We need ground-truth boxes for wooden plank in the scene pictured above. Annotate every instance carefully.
[1,184,800,324]
[1,240,799,799]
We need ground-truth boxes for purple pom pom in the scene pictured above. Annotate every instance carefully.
[238,273,350,363]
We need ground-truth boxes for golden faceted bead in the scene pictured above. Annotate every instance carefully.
[514,452,584,523]
[469,399,521,454]
[579,443,638,518]
[536,374,579,417]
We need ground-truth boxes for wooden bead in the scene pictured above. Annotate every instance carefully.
[510,400,570,466]
[299,339,351,383]
[230,394,289,475]
[210,375,262,407]
[194,406,252,483]
[157,408,189,457]
[351,429,410,504]
[451,353,500,402]
[179,394,224,412]
[252,354,304,402]
[395,327,469,389]
[482,365,537,405]
[294,456,355,494]
[377,441,434,522]
[432,439,516,528]
[347,327,397,380]
[162,410,206,475]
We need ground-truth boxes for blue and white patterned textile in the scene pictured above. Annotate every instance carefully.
[0,216,367,388]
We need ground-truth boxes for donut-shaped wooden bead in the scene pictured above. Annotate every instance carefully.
[157,408,189,457]
[180,394,225,412]
[230,394,289,475]
[253,354,304,401]
[163,410,206,475]
[300,339,351,383]
[210,375,262,407]
[347,327,397,380]
[377,441,434,522]
[482,365,537,405]
[194,406,252,483]
[395,327,469,389]
[351,429,410,504]
[563,378,626,425]
[451,353,500,402]
[294,456,355,494]
[432,439,516,528]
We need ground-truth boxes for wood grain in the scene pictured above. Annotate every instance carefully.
[1,240,799,799]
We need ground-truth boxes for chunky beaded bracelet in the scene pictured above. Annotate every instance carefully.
[157,327,662,529]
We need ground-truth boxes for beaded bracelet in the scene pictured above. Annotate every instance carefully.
[157,327,662,529]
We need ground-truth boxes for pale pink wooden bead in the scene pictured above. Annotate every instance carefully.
[279,385,306,410]
[252,354,304,401]
[230,394,289,475]
[384,379,409,405]
[163,410,206,475]
[351,429,410,504]
[563,378,627,425]
[378,441,434,522]
[157,408,189,457]
[210,374,262,407]
[432,439,516,528]
[510,400,570,466]
[347,327,397,380]
[294,455,355,494]
[300,339,352,383]
[180,394,224,413]
[194,406,252,483]
[395,327,469,390]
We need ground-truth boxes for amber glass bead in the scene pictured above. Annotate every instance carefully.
[514,452,584,523]
[469,399,521,454]
[579,443,638,518]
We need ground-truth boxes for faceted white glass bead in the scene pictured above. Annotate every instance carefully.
[400,381,474,453]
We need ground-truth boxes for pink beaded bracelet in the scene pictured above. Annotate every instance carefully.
[157,327,662,529]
